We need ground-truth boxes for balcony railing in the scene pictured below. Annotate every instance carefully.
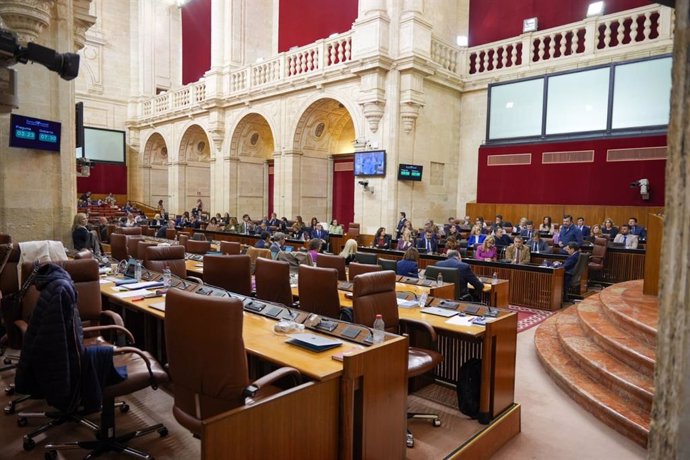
[136,5,672,121]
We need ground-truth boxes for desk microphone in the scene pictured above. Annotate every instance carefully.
[170,273,189,289]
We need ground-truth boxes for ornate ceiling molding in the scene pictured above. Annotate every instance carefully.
[0,0,56,43]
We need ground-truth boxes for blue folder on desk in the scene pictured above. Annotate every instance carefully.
[114,278,138,286]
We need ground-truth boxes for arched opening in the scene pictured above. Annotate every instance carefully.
[291,97,356,224]
[142,132,169,212]
[229,113,276,218]
[178,125,211,214]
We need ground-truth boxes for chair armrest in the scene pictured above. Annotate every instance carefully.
[114,346,158,388]
[243,367,302,398]
[14,319,28,335]
[399,318,438,343]
[83,325,135,344]
[186,276,203,285]
[99,310,125,327]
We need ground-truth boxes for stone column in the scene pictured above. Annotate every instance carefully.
[648,1,690,458]
[281,149,302,218]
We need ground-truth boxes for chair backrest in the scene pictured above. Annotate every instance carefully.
[378,258,397,272]
[0,233,11,244]
[109,233,128,261]
[137,241,158,261]
[0,244,21,295]
[220,241,242,255]
[164,288,249,434]
[178,233,189,250]
[186,240,211,255]
[297,265,341,319]
[255,258,293,307]
[165,228,177,240]
[316,253,347,281]
[126,235,145,260]
[347,223,360,237]
[425,265,461,300]
[589,243,607,266]
[353,252,378,265]
[73,249,94,260]
[203,254,252,295]
[245,247,272,273]
[191,233,208,241]
[352,270,398,332]
[21,258,103,322]
[114,227,142,235]
[569,253,590,288]
[144,245,187,279]
[348,262,381,281]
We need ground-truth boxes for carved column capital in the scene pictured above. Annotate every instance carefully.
[400,102,422,134]
[362,101,385,134]
[0,0,56,43]
[73,0,96,51]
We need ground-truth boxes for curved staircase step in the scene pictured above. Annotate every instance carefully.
[556,308,654,410]
[535,311,650,447]
[577,299,655,371]
[599,281,658,346]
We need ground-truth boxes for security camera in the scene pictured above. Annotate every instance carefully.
[358,180,369,187]
[630,178,650,200]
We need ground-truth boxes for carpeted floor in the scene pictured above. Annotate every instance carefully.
[509,305,557,333]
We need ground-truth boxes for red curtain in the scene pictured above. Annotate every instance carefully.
[278,0,358,52]
[77,164,127,194]
[332,157,354,226]
[181,0,212,85]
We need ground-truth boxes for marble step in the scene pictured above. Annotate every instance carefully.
[535,312,650,447]
[556,306,654,411]
[577,298,656,372]
[598,280,657,347]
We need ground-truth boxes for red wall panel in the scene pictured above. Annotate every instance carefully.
[469,0,651,46]
[181,0,212,85]
[477,135,666,206]
[332,158,355,226]
[77,163,127,195]
[278,0,358,52]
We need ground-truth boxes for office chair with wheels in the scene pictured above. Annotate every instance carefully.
[588,237,608,284]
[378,258,397,272]
[316,253,347,281]
[164,289,302,436]
[255,258,294,307]
[203,254,252,296]
[137,241,158,261]
[186,239,211,255]
[298,265,342,319]
[352,270,442,448]
[144,245,187,279]
[220,241,242,255]
[424,266,461,300]
[348,262,381,281]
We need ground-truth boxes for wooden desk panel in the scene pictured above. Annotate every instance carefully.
[603,248,645,283]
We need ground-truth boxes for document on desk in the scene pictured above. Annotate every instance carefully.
[120,280,165,290]
[397,298,420,308]
[149,302,166,312]
[445,316,477,327]
[286,333,343,352]
[113,289,157,299]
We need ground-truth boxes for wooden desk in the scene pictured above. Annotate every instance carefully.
[602,246,645,283]
[100,277,408,459]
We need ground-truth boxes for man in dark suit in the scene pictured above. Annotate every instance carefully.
[528,232,550,253]
[310,223,330,251]
[558,215,583,253]
[556,242,580,298]
[416,229,438,254]
[628,217,647,240]
[576,217,591,239]
[395,212,407,239]
[519,220,535,240]
[436,250,484,300]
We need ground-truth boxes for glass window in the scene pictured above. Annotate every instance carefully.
[546,67,610,135]
[488,78,544,140]
[612,57,671,129]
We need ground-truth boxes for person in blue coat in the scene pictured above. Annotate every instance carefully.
[396,247,420,278]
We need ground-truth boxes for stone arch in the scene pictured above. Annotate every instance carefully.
[142,132,169,211]
[178,124,212,163]
[229,113,276,159]
[143,132,168,166]
[291,96,358,156]
[178,124,211,213]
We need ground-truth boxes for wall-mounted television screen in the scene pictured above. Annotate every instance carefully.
[354,150,386,177]
[84,127,126,164]
[398,164,423,181]
[9,114,61,152]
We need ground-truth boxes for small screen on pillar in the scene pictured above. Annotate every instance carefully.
[354,150,386,177]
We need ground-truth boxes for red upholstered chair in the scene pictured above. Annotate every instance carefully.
[588,237,608,283]
[126,236,145,260]
[0,233,11,244]
[109,234,129,261]
[164,289,301,436]
[144,245,187,279]
[203,254,252,296]
[297,265,341,319]
[316,253,347,281]
[220,241,242,255]
[255,258,294,307]
[348,262,381,281]
[178,233,189,251]
[352,270,442,448]
[114,227,142,236]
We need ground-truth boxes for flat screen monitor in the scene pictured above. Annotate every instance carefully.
[84,127,126,163]
[9,114,61,152]
[354,150,386,177]
[398,164,423,181]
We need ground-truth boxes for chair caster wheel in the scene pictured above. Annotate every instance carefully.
[4,357,12,365]
[119,403,130,413]
[45,450,58,460]
[158,427,169,437]
[406,433,414,448]
[17,416,28,427]
[5,404,15,415]
[433,419,441,427]
[5,385,15,395]
[22,436,35,451]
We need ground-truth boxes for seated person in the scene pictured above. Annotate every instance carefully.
[307,238,321,263]
[586,224,604,243]
[71,213,101,256]
[576,217,590,239]
[328,219,343,236]
[528,232,550,253]
[339,238,358,265]
[270,232,287,259]
[601,218,618,240]
[554,242,580,296]
[310,223,330,242]
[150,213,165,227]
[397,228,413,251]
[467,225,486,248]
[504,236,531,264]
[627,217,647,240]
[539,216,555,235]
[104,192,117,206]
[255,231,271,249]
[396,247,420,278]
[372,227,391,249]
[435,250,484,301]
[475,236,497,261]
[267,212,281,229]
[96,216,109,243]
[156,220,175,238]
[520,220,536,240]
[240,214,255,234]
[205,217,222,231]
[442,237,459,255]
[224,216,239,232]
[124,213,137,227]
[513,217,528,235]
[416,229,438,254]
[493,227,513,249]
[613,224,639,249]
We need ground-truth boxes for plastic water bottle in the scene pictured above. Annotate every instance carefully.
[373,314,385,344]
[135,261,142,282]
[162,265,172,288]
[492,272,498,285]
[418,292,428,308]
[437,272,443,287]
